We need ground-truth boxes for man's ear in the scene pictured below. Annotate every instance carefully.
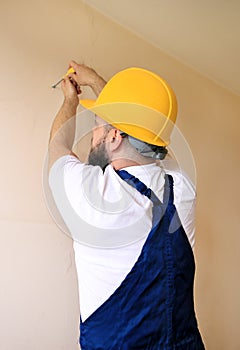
[107,129,124,152]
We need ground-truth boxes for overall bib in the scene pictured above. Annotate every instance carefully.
[80,171,205,349]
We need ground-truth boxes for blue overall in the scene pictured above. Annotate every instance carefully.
[80,170,205,349]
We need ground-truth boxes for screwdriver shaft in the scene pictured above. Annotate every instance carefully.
[52,78,64,89]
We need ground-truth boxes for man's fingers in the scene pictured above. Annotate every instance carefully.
[69,60,80,72]
[67,61,100,89]
[62,75,70,86]
[68,73,82,93]
[61,76,73,91]
[63,75,82,95]
[76,85,82,95]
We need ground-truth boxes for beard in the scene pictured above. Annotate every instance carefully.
[88,142,110,170]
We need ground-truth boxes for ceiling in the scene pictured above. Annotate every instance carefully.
[83,0,240,96]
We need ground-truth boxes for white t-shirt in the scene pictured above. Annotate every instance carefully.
[49,155,196,321]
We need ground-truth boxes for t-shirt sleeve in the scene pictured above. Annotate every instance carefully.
[171,172,196,248]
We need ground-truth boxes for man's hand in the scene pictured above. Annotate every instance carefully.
[61,76,80,110]
[68,60,106,97]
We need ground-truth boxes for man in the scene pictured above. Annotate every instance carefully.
[48,61,204,349]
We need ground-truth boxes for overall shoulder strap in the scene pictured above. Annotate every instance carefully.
[117,169,174,205]
[163,174,174,206]
[116,169,152,199]
[116,169,175,230]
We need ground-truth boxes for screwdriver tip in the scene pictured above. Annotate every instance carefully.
[52,78,63,89]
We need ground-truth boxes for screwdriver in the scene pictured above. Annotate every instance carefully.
[52,67,75,88]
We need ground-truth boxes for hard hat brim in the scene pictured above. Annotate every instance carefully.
[80,99,176,147]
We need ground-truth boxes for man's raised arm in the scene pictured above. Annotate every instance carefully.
[48,61,106,170]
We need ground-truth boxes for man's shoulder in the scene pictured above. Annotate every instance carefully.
[161,159,196,189]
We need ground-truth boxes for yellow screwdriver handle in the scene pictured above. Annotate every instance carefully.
[64,67,75,77]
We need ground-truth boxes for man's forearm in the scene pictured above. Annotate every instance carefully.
[90,76,106,96]
[48,98,77,171]
[49,98,77,145]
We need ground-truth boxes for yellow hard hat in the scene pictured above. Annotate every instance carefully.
[80,67,177,146]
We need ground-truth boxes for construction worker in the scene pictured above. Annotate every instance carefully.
[48,61,205,349]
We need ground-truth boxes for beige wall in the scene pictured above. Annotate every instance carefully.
[0,0,240,349]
